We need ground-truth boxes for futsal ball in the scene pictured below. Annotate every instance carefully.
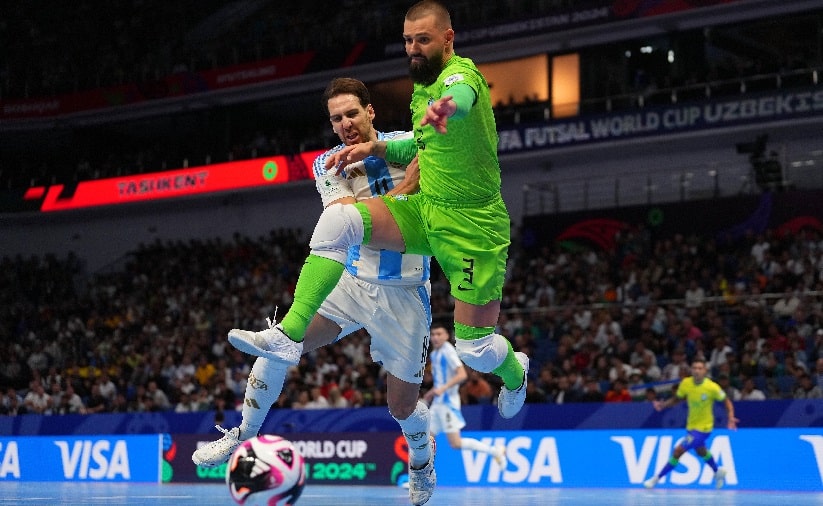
[226,435,306,506]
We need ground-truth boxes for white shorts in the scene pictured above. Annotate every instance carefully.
[429,403,466,435]
[318,271,432,384]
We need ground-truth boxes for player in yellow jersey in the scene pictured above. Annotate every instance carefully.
[644,359,738,489]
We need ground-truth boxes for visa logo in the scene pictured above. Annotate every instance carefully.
[463,436,562,484]
[54,440,131,480]
[611,435,736,486]
[0,441,20,478]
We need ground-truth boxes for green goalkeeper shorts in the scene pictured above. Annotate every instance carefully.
[380,192,510,306]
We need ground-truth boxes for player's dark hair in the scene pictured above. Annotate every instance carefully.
[430,322,451,334]
[322,77,370,109]
[406,0,451,29]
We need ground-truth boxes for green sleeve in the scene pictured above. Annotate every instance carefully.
[448,82,476,120]
[385,137,417,164]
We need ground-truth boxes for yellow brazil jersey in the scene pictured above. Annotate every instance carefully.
[676,376,726,432]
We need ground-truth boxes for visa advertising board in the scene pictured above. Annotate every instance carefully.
[0,435,161,482]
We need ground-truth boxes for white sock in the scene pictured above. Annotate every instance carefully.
[238,357,287,439]
[460,437,496,455]
[394,400,431,468]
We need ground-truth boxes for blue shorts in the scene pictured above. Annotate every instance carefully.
[679,430,711,451]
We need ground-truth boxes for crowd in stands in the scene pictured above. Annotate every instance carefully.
[3,218,823,418]
[1,0,552,101]
[3,4,821,191]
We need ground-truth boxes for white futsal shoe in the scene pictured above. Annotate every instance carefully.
[228,318,302,365]
[498,352,530,418]
[191,425,245,467]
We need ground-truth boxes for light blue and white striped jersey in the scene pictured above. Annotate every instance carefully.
[313,131,430,286]
[430,340,464,411]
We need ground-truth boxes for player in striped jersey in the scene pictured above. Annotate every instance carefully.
[194,80,436,498]
[424,323,506,466]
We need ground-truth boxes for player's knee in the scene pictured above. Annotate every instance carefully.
[455,334,507,373]
[388,399,417,420]
[309,203,364,262]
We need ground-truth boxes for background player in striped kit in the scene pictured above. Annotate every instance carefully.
[194,79,436,504]
[424,322,506,466]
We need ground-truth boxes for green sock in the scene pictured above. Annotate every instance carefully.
[493,338,525,390]
[279,254,344,341]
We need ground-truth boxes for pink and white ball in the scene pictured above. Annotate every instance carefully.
[226,435,306,506]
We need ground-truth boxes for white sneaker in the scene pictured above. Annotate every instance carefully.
[715,467,727,489]
[192,425,245,467]
[643,476,659,489]
[228,320,302,365]
[408,436,436,505]
[492,445,507,468]
[498,352,529,419]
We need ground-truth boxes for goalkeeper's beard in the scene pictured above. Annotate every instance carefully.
[408,54,443,86]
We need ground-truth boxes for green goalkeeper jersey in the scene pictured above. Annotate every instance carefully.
[410,55,501,204]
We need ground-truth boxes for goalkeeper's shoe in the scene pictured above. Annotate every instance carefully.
[497,352,529,419]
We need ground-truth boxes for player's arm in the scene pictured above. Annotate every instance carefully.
[652,394,683,412]
[420,83,476,134]
[724,397,739,430]
[314,150,357,207]
[386,156,420,196]
[431,365,468,398]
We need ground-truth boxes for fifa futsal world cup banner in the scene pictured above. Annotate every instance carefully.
[169,428,823,490]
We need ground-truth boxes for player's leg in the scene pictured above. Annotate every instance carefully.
[645,437,689,488]
[693,432,726,488]
[440,402,506,466]
[193,315,343,467]
[366,280,435,505]
[228,199,402,362]
[427,198,528,418]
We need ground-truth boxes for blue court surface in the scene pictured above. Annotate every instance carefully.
[2,482,823,505]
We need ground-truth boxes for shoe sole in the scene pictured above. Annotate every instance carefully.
[192,448,235,468]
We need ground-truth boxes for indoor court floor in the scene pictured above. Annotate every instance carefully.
[1,482,822,506]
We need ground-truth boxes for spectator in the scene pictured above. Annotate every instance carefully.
[194,354,217,388]
[327,386,349,408]
[605,379,632,402]
[793,374,823,399]
[716,374,741,401]
[146,380,171,410]
[662,348,690,381]
[174,392,198,413]
[304,387,329,409]
[773,288,801,321]
[579,378,606,402]
[1,388,26,415]
[708,336,734,374]
[97,372,117,403]
[85,383,109,414]
[24,381,52,414]
[57,384,86,414]
[815,357,823,391]
[551,375,582,404]
[739,377,767,400]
